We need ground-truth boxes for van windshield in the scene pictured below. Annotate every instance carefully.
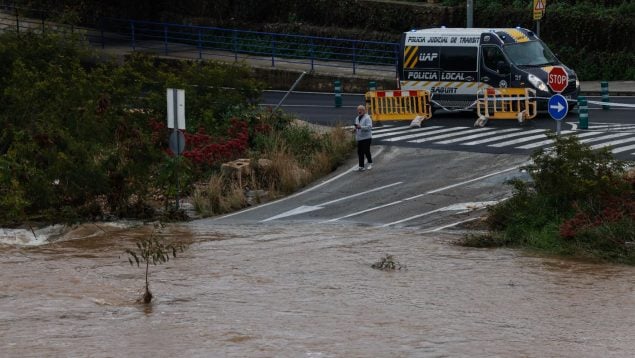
[503,41,558,67]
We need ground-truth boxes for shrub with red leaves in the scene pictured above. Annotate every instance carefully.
[559,188,635,239]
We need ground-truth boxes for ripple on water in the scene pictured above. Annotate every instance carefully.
[0,221,634,357]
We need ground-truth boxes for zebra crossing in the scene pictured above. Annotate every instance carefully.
[372,123,635,157]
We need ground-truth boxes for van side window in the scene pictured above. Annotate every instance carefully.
[483,46,507,73]
[440,47,477,72]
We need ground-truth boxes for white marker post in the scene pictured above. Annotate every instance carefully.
[167,88,185,209]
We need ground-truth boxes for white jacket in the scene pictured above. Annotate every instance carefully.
[354,114,373,141]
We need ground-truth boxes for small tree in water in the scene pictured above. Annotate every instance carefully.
[125,227,184,303]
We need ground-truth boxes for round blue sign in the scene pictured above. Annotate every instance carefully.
[548,94,569,121]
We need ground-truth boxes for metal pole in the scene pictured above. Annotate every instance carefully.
[467,0,473,28]
[172,90,180,210]
[274,71,307,111]
[536,19,540,37]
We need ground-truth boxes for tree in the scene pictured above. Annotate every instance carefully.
[124,227,185,303]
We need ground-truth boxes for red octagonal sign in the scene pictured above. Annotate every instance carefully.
[548,66,569,93]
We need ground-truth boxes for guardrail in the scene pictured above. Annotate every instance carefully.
[0,4,399,76]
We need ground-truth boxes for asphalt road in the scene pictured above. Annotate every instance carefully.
[200,90,635,229]
[205,145,530,230]
[261,91,635,160]
[260,90,635,126]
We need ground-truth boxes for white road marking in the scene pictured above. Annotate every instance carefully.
[325,165,522,223]
[408,127,486,143]
[489,132,554,147]
[372,125,440,137]
[611,143,635,154]
[514,130,587,149]
[461,128,543,145]
[381,207,453,227]
[590,137,635,150]
[579,132,632,144]
[420,217,481,233]
[372,127,430,138]
[261,181,403,222]
[383,126,465,142]
[382,201,499,227]
[436,128,522,144]
[323,201,403,223]
[261,205,323,222]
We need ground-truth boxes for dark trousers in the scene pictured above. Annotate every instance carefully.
[357,138,372,168]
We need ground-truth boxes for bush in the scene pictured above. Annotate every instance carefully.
[0,31,264,225]
[470,133,635,264]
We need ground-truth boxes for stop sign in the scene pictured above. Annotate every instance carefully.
[548,66,569,93]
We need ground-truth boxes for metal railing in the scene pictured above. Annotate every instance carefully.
[98,18,399,75]
[0,4,399,76]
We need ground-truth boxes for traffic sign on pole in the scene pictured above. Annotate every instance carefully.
[533,0,546,20]
[167,88,185,129]
[548,66,568,93]
[548,94,568,121]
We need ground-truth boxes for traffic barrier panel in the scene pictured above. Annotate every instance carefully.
[365,90,432,121]
[601,81,610,110]
[475,87,537,126]
[578,96,588,129]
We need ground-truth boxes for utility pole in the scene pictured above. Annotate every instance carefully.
[467,0,474,28]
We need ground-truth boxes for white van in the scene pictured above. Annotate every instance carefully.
[398,27,580,110]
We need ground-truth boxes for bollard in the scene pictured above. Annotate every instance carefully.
[601,81,610,110]
[578,96,588,130]
[369,81,377,92]
[334,80,342,108]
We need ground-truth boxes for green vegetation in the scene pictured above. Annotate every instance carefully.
[12,0,635,80]
[0,31,354,227]
[458,133,635,265]
[193,124,354,216]
[124,225,186,303]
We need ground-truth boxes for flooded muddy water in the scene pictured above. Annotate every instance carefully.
[1,222,634,357]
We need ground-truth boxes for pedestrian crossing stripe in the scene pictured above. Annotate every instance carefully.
[371,124,635,155]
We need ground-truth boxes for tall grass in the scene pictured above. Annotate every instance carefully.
[192,174,246,216]
[193,123,354,216]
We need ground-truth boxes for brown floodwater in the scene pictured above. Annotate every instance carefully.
[1,221,634,357]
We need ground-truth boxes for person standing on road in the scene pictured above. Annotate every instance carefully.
[354,105,373,171]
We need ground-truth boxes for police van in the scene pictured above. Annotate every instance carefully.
[398,27,580,110]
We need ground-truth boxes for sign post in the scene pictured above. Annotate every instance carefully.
[167,88,186,210]
[547,67,569,135]
[533,0,547,37]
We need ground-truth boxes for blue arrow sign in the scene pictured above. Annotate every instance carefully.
[548,94,568,121]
